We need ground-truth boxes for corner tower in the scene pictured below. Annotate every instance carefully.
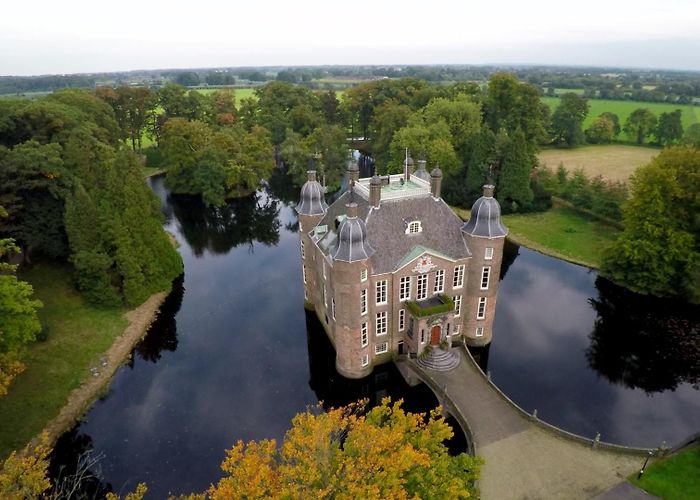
[461,185,508,347]
[296,170,327,306]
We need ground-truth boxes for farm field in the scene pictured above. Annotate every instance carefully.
[541,97,700,130]
[538,145,659,182]
[193,87,257,100]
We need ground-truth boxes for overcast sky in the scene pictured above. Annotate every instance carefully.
[2,0,699,76]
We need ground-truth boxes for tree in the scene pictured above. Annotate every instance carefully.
[318,90,341,124]
[95,86,155,150]
[682,123,700,147]
[207,399,481,499]
[600,112,621,138]
[496,128,535,212]
[174,72,200,87]
[303,125,348,190]
[623,108,657,144]
[0,433,51,498]
[585,115,615,144]
[0,235,42,395]
[390,120,459,176]
[550,93,589,147]
[654,109,684,146]
[601,146,699,302]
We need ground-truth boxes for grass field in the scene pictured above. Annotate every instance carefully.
[500,203,621,268]
[538,144,658,182]
[541,97,700,131]
[0,263,127,461]
[193,87,257,101]
[629,445,700,500]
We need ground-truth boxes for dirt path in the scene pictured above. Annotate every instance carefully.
[25,291,168,454]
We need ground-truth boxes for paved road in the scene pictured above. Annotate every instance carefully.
[409,350,645,500]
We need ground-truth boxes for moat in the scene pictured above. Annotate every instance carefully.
[50,174,700,498]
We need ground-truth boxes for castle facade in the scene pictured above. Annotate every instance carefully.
[296,160,507,379]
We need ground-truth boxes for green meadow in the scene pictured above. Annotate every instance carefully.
[541,96,700,130]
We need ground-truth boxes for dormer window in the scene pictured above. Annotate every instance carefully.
[406,220,422,234]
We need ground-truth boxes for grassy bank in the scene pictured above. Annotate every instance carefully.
[629,445,700,500]
[0,263,127,460]
[501,204,620,268]
[538,144,658,182]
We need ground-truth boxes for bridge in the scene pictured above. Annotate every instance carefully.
[397,348,660,499]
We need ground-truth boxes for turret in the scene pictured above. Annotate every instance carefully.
[331,203,375,378]
[461,185,508,347]
[370,175,382,208]
[413,160,430,182]
[297,170,328,217]
[430,166,442,199]
[296,171,327,307]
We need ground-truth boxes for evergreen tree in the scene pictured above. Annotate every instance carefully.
[496,128,534,212]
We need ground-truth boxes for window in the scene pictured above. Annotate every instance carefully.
[446,323,450,336]
[362,354,369,366]
[375,342,388,355]
[322,261,327,280]
[376,311,387,336]
[302,265,307,284]
[481,267,491,290]
[453,295,462,317]
[360,289,367,315]
[453,265,465,288]
[485,247,494,260]
[376,280,387,305]
[434,269,445,294]
[406,221,422,234]
[361,323,368,347]
[454,325,460,335]
[300,240,305,259]
[417,274,427,300]
[420,329,425,344]
[399,276,411,301]
[361,268,368,282]
[323,287,327,307]
[476,326,484,337]
[332,298,336,320]
[398,309,405,331]
[477,297,487,320]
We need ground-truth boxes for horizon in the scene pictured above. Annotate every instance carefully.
[2,0,699,76]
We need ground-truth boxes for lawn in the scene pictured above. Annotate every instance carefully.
[538,144,658,182]
[499,203,621,268]
[541,97,700,131]
[0,263,127,461]
[629,445,700,500]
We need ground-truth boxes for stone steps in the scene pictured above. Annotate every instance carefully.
[417,347,460,371]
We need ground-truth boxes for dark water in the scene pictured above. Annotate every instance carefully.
[49,175,699,496]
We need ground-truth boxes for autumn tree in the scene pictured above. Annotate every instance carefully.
[623,108,657,144]
[601,146,699,302]
[0,433,51,498]
[207,399,481,499]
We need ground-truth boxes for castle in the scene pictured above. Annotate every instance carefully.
[296,158,507,379]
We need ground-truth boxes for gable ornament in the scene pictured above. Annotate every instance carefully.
[412,254,437,273]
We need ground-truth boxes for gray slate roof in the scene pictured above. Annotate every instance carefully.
[297,179,328,216]
[331,215,375,262]
[461,195,508,238]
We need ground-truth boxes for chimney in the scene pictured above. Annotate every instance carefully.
[307,170,317,182]
[430,167,443,199]
[346,202,358,219]
[370,175,381,208]
[483,184,495,198]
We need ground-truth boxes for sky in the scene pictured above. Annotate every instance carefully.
[1,0,699,76]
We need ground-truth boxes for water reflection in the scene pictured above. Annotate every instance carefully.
[134,275,184,363]
[587,277,700,393]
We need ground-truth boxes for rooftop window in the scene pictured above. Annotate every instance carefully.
[406,220,422,234]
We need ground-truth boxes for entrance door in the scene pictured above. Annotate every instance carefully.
[430,325,441,345]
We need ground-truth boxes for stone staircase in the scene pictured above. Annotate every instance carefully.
[416,346,460,371]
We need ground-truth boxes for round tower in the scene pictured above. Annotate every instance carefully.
[296,171,327,307]
[461,185,508,347]
[331,202,375,378]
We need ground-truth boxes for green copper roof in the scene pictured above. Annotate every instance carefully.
[395,245,455,271]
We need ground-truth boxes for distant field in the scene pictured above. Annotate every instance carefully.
[193,87,257,101]
[541,97,700,130]
[538,145,658,182]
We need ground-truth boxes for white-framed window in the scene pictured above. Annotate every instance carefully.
[361,268,368,282]
[434,269,445,294]
[446,323,451,336]
[376,311,387,336]
[477,297,487,320]
[322,261,327,280]
[399,276,411,301]
[376,280,387,305]
[398,309,405,331]
[323,286,327,308]
[406,220,422,234]
[302,265,307,284]
[476,326,484,337]
[362,354,369,366]
[360,289,367,315]
[453,295,462,317]
[454,325,460,335]
[417,274,427,300]
[300,240,305,259]
[332,298,336,320]
[453,265,465,288]
[481,267,491,290]
[485,247,494,260]
[361,322,368,347]
[375,342,388,355]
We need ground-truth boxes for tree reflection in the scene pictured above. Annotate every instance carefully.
[135,274,185,363]
[587,277,700,393]
[48,429,113,498]
[169,190,281,256]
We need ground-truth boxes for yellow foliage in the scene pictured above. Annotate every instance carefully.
[105,482,148,500]
[0,432,51,499]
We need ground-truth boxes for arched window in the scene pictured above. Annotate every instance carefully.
[406,220,422,234]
